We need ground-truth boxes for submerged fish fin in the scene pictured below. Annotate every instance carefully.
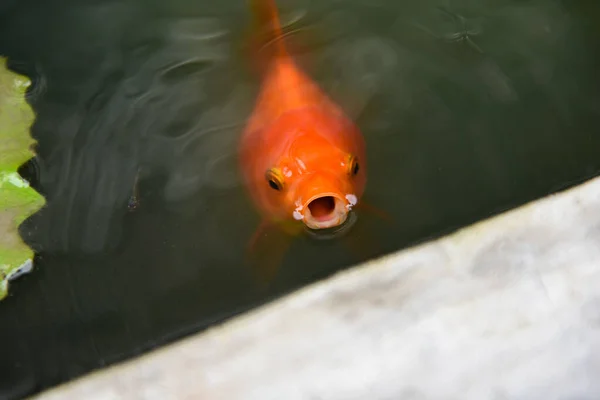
[341,225,382,265]
[340,198,393,263]
[245,220,294,288]
[127,169,140,212]
[355,200,394,225]
[278,219,305,236]
[247,219,272,255]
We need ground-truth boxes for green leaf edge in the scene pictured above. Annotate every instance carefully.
[0,56,46,301]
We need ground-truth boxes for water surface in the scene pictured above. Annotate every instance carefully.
[1,0,599,398]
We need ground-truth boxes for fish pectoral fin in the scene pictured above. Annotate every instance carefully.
[341,220,383,265]
[355,199,394,225]
[247,219,272,255]
[245,220,293,288]
[278,219,305,236]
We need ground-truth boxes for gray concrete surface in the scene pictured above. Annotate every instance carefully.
[31,177,600,400]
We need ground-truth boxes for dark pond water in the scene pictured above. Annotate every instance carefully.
[1,0,599,398]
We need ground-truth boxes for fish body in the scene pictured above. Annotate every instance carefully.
[239,0,367,233]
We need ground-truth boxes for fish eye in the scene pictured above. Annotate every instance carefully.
[347,155,360,176]
[265,168,284,191]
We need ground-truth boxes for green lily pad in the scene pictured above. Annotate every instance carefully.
[0,56,45,300]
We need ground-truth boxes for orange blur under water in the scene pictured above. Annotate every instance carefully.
[239,0,368,281]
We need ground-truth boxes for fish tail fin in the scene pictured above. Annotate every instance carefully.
[249,0,287,56]
[245,0,289,74]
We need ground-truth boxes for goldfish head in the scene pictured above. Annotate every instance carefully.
[240,101,367,233]
[262,141,366,231]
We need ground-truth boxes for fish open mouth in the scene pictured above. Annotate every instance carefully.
[308,196,336,219]
[302,194,348,229]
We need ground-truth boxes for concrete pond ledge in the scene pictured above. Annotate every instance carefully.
[32,177,600,400]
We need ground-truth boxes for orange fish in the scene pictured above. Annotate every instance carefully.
[239,0,369,281]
